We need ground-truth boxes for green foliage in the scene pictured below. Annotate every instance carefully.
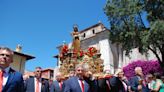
[104,0,146,55]
[146,0,164,21]
[104,0,164,67]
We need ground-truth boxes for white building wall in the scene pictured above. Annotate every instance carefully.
[147,50,160,61]
[123,48,159,66]
[118,45,123,67]
[99,39,114,73]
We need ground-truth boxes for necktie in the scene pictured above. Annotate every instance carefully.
[36,79,39,92]
[80,80,84,92]
[59,82,62,90]
[142,79,146,87]
[0,70,4,92]
[106,80,111,92]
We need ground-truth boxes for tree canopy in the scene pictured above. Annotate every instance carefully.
[104,0,164,68]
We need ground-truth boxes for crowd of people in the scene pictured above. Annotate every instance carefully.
[0,46,164,92]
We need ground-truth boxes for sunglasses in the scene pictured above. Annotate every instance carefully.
[36,70,42,73]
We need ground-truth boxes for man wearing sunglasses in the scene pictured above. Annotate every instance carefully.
[24,67,49,92]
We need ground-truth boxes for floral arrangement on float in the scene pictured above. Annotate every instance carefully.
[123,60,163,79]
[72,49,84,59]
[59,46,98,60]
[86,47,97,57]
[59,44,69,61]
[59,45,104,78]
[61,44,69,54]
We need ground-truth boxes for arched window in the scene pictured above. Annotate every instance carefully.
[92,29,95,34]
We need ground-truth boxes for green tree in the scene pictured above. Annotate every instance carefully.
[104,0,164,68]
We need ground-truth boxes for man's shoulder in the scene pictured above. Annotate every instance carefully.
[69,76,78,81]
[9,68,23,76]
[129,76,138,82]
[26,77,34,82]
[41,78,49,82]
[8,68,24,83]
[53,80,59,83]
[65,77,77,83]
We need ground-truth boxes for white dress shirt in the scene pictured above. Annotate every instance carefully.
[34,78,42,92]
[2,67,10,88]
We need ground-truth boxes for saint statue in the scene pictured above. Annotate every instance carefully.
[71,24,80,52]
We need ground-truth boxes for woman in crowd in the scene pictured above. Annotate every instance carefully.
[160,76,164,92]
[146,73,155,90]
[150,73,164,92]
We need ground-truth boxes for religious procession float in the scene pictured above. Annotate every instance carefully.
[58,25,111,79]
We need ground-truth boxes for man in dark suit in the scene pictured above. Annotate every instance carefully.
[130,67,150,92]
[63,64,90,92]
[50,72,64,92]
[0,46,24,92]
[97,77,110,92]
[109,68,128,92]
[84,71,98,92]
[24,66,49,92]
[110,76,126,92]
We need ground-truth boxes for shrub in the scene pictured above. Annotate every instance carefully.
[123,60,163,79]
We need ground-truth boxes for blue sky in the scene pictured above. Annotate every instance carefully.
[0,0,109,71]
